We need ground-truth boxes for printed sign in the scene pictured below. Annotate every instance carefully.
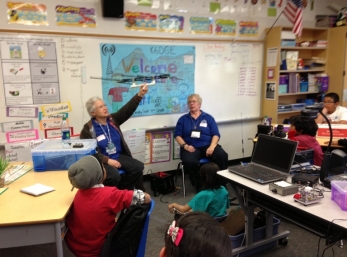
[41,101,72,116]
[44,127,73,139]
[0,120,33,133]
[6,106,38,118]
[6,129,39,143]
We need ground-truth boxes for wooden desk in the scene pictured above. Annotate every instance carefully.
[253,135,343,148]
[218,170,347,256]
[316,137,344,148]
[0,163,75,257]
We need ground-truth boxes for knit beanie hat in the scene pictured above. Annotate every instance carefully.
[68,155,103,190]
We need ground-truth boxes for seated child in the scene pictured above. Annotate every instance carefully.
[65,155,151,257]
[167,162,229,217]
[160,212,232,257]
[288,115,324,166]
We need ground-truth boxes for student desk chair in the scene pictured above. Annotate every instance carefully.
[176,158,210,197]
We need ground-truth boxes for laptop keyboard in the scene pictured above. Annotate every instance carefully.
[230,164,287,181]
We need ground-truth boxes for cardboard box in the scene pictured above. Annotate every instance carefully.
[31,139,97,171]
[317,125,347,138]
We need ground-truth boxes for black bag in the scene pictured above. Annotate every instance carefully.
[149,172,175,197]
[100,204,150,257]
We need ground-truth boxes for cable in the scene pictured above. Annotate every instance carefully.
[160,194,168,203]
[317,218,347,256]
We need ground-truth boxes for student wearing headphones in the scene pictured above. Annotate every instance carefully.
[288,115,323,166]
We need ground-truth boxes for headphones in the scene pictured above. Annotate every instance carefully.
[274,125,286,138]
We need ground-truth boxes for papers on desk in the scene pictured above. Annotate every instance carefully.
[4,164,33,185]
[20,183,55,196]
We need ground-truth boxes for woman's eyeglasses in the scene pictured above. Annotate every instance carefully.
[94,104,107,110]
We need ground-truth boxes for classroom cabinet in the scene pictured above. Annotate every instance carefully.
[262,26,347,124]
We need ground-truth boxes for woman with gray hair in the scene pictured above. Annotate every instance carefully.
[174,94,228,192]
[80,84,148,191]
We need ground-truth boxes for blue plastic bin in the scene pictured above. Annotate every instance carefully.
[31,139,97,171]
[230,217,280,257]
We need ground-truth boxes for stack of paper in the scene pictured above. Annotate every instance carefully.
[20,183,55,196]
[4,164,33,185]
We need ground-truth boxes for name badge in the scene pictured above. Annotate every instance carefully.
[106,142,117,154]
[191,130,201,138]
[200,120,207,127]
[97,134,106,142]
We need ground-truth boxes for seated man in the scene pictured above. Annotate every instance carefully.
[315,92,347,124]
[174,94,228,192]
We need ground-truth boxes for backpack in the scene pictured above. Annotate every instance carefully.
[100,203,151,257]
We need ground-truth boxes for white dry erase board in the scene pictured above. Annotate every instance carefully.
[0,32,263,144]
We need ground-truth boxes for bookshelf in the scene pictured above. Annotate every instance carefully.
[262,26,347,124]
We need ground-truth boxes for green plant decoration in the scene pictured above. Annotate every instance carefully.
[0,157,10,177]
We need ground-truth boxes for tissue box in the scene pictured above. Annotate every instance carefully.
[31,139,97,171]
[331,181,347,211]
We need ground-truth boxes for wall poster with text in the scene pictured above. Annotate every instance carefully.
[100,43,195,116]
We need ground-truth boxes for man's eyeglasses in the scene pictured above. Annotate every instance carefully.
[323,101,335,105]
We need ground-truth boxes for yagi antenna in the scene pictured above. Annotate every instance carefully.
[130,76,156,88]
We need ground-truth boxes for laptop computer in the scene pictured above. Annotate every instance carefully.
[229,134,298,184]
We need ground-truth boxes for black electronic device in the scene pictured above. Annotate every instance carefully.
[274,125,286,138]
[322,149,347,188]
[301,104,332,186]
[149,172,175,197]
[256,124,272,137]
[294,148,314,165]
[101,0,124,18]
[329,149,347,175]
[324,174,347,188]
[292,173,319,187]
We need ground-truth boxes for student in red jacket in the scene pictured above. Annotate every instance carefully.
[288,115,324,166]
[65,155,151,257]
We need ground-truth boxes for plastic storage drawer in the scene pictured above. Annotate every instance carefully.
[31,139,97,171]
[230,217,280,257]
[331,181,347,211]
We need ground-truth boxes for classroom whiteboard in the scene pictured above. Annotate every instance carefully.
[0,33,263,143]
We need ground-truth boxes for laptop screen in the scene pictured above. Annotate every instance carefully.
[253,134,298,173]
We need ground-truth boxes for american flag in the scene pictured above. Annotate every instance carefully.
[283,0,304,37]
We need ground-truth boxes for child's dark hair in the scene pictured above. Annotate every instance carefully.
[200,162,221,190]
[164,212,232,257]
[324,92,339,103]
[294,116,318,136]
